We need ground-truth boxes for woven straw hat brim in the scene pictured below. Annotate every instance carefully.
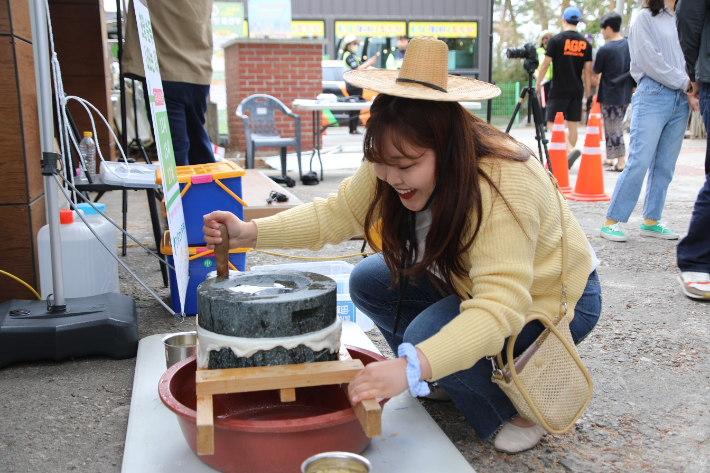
[344,69,501,102]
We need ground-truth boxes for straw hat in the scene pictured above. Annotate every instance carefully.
[344,36,500,102]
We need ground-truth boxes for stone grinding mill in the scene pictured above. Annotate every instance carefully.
[192,225,381,456]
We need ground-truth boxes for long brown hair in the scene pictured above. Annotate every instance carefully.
[362,94,530,297]
[645,0,666,15]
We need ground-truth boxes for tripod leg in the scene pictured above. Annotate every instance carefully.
[526,88,551,169]
[505,88,529,134]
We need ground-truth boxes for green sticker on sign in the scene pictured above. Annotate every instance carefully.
[204,259,213,268]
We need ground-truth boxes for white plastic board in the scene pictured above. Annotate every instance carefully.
[121,323,476,473]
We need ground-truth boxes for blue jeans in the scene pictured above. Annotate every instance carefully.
[606,77,690,223]
[162,81,215,167]
[676,82,710,273]
[349,254,602,440]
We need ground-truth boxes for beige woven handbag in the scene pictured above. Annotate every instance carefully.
[491,173,593,435]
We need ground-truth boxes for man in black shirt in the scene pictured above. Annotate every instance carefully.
[536,6,593,168]
[594,12,634,171]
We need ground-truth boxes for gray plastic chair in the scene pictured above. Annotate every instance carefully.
[236,94,302,178]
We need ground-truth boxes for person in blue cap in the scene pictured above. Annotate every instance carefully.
[536,6,593,169]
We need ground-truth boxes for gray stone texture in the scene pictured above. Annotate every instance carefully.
[197,270,338,369]
[207,346,337,369]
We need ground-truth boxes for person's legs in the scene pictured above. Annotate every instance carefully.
[162,81,190,167]
[676,82,710,297]
[545,95,567,125]
[566,121,579,151]
[677,176,710,269]
[602,104,628,167]
[605,78,674,224]
[565,94,583,151]
[348,110,359,133]
[403,271,602,441]
[641,88,689,222]
[703,82,710,176]
[349,254,449,351]
[183,83,215,166]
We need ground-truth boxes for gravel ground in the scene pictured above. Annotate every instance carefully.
[1,127,708,473]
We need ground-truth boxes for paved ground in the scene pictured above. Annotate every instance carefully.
[0,124,708,473]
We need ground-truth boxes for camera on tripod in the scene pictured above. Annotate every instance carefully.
[506,42,539,75]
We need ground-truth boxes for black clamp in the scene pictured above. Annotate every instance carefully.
[41,152,62,176]
[266,191,289,204]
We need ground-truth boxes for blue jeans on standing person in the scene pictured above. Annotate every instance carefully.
[676,82,710,274]
[162,81,215,167]
[349,254,602,440]
[606,77,690,223]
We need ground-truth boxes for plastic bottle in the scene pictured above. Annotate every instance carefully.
[38,207,120,299]
[79,131,96,180]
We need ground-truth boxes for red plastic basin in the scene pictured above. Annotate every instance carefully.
[158,345,388,473]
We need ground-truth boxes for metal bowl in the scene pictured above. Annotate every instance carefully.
[301,451,371,473]
[162,332,197,368]
[158,346,388,473]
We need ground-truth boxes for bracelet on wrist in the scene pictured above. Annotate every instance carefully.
[398,343,430,398]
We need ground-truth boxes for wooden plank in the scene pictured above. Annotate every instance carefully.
[242,169,303,221]
[279,388,296,402]
[8,0,31,42]
[0,204,35,303]
[0,39,28,205]
[195,359,363,396]
[341,380,383,438]
[0,0,10,35]
[353,398,382,438]
[196,395,214,456]
[15,38,42,202]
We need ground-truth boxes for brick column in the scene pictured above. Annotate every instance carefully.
[224,38,326,154]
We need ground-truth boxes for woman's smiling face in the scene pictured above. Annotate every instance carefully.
[372,141,437,212]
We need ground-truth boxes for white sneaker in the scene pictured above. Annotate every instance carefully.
[493,421,545,454]
[678,272,710,300]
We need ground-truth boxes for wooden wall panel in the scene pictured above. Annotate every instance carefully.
[29,196,46,293]
[0,37,28,205]
[48,0,114,162]
[8,0,30,43]
[15,38,41,201]
[0,0,9,36]
[47,3,106,76]
[0,204,36,301]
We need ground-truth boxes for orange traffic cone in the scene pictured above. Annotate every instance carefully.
[548,112,572,195]
[569,114,610,202]
[590,98,603,140]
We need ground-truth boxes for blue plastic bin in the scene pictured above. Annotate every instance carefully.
[160,231,247,316]
[156,161,245,246]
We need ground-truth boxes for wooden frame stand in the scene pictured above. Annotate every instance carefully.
[195,346,382,456]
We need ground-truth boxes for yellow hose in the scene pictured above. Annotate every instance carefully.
[0,269,41,300]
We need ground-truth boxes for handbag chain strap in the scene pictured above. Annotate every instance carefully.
[550,172,568,324]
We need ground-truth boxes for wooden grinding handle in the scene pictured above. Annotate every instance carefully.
[215,223,229,277]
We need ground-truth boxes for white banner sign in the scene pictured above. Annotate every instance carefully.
[133,0,189,314]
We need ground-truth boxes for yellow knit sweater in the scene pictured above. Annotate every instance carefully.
[254,157,592,381]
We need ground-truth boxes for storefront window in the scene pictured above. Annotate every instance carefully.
[408,22,478,71]
[442,38,477,70]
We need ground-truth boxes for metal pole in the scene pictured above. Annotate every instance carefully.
[30,0,65,309]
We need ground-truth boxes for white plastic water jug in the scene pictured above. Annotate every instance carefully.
[38,206,119,299]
